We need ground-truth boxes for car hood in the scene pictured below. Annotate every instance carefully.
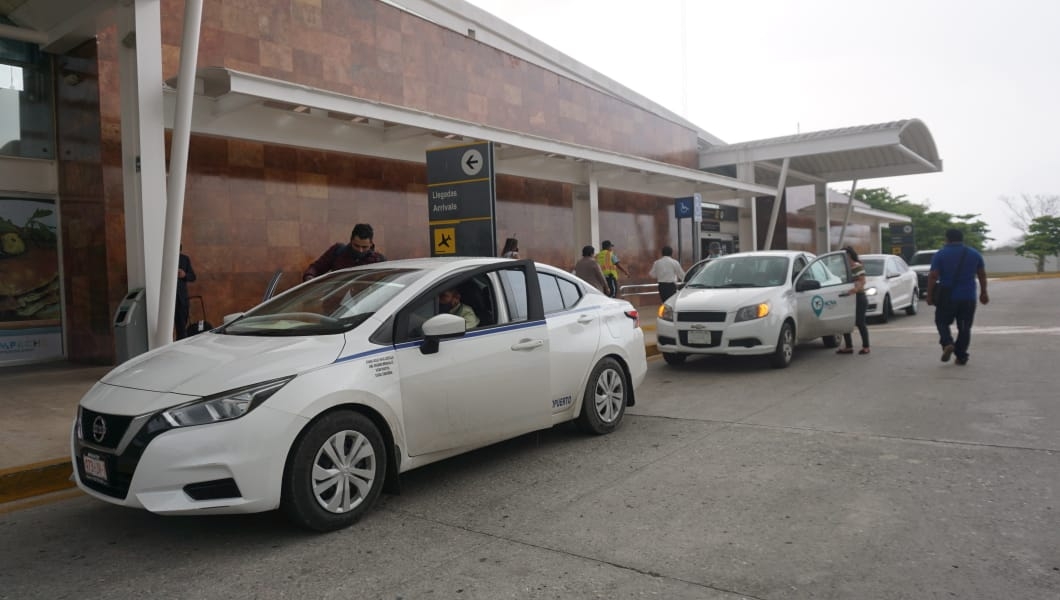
[101,332,346,396]
[673,286,781,310]
[909,264,931,272]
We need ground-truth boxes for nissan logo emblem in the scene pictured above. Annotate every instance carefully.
[92,415,107,443]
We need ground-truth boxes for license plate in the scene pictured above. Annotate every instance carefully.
[83,452,108,483]
[688,329,712,345]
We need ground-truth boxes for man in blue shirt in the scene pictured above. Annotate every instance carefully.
[925,229,990,365]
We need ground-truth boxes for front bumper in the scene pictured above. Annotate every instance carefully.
[72,404,307,515]
[655,314,780,356]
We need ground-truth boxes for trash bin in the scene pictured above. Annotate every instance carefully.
[114,288,148,364]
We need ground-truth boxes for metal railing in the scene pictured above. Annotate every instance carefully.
[618,282,659,298]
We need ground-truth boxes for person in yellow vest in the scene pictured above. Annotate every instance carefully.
[595,240,630,297]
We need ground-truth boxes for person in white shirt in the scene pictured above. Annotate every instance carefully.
[649,245,684,302]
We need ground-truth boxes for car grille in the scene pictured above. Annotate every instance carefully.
[79,408,133,449]
[676,311,727,323]
[75,411,172,500]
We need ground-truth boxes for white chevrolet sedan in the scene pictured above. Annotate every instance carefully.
[72,258,646,531]
[656,251,856,368]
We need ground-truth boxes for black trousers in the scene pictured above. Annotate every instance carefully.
[658,282,677,303]
[935,299,976,359]
[605,274,618,297]
[843,292,869,349]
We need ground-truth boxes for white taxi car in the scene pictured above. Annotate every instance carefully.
[72,258,646,531]
[656,251,855,368]
[860,254,919,322]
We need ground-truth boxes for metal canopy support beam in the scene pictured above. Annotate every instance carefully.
[836,180,859,249]
[154,0,203,349]
[117,0,168,348]
[763,157,789,250]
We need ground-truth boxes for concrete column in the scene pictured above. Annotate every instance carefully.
[572,166,600,262]
[117,0,167,347]
[814,182,830,254]
[736,163,756,251]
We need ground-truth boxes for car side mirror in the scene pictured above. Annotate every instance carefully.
[795,279,821,292]
[420,313,467,355]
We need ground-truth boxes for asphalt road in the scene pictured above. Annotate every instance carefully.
[2,278,1057,599]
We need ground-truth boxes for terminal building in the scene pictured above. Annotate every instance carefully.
[0,0,941,367]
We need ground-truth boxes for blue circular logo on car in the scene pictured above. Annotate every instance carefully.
[811,295,824,317]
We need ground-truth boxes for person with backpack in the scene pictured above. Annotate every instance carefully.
[303,223,386,281]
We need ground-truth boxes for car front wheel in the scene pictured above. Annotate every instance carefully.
[769,322,795,369]
[283,411,386,532]
[822,334,841,348]
[576,357,627,435]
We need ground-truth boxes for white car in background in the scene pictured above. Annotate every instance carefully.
[908,249,937,298]
[656,250,856,368]
[860,254,919,322]
[72,258,646,531]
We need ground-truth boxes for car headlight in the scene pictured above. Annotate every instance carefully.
[864,287,878,296]
[658,304,674,322]
[162,376,294,428]
[735,303,769,322]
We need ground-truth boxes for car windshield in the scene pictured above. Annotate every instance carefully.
[685,256,789,289]
[910,252,935,266]
[222,268,423,336]
[862,259,885,277]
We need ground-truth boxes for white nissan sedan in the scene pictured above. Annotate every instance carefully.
[656,251,856,368]
[72,258,646,531]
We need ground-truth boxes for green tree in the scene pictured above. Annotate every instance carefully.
[1015,215,1060,272]
[853,188,992,251]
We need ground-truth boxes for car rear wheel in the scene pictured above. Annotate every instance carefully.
[662,351,687,365]
[283,411,386,532]
[575,357,627,435]
[822,334,841,348]
[905,292,919,315]
[769,322,795,369]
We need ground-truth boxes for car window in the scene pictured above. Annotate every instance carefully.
[910,252,935,266]
[397,272,501,340]
[800,254,848,288]
[791,256,808,282]
[224,268,422,336]
[863,259,885,277]
[686,256,789,289]
[498,269,529,321]
[556,275,582,308]
[538,273,566,315]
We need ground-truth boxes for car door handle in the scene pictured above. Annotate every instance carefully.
[510,338,544,351]
[577,314,595,324]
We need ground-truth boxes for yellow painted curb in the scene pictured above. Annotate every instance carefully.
[0,458,75,504]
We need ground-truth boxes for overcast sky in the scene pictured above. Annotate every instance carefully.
[465,0,1059,247]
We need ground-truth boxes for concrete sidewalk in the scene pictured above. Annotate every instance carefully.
[0,307,658,505]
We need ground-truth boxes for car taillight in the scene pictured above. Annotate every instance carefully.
[624,309,640,328]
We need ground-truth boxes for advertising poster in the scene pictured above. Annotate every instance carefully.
[0,198,63,365]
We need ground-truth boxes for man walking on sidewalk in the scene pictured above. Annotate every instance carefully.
[926,228,989,365]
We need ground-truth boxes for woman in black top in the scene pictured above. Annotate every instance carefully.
[837,246,870,355]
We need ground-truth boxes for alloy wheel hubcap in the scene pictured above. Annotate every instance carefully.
[312,430,376,514]
[595,368,624,423]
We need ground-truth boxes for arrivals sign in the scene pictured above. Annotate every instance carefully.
[426,141,497,257]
